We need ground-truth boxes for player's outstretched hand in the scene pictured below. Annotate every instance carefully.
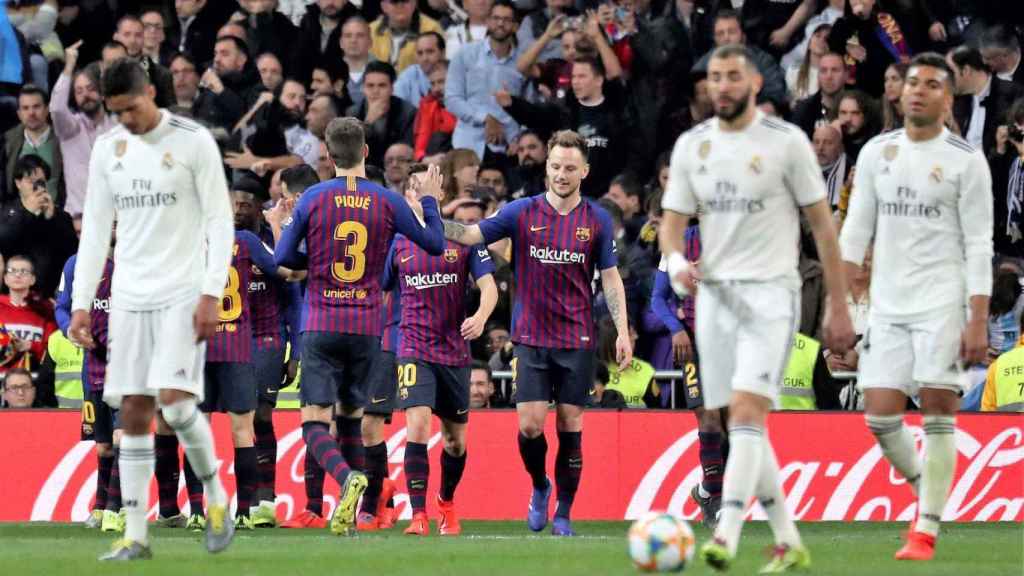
[671,329,692,365]
[823,302,856,355]
[418,164,445,202]
[68,310,95,350]
[960,318,988,365]
[193,295,219,343]
[615,332,633,371]
[461,314,486,340]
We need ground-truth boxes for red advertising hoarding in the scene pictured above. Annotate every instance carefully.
[2,411,1021,523]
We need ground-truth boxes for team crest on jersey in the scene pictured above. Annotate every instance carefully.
[575,227,591,242]
[162,152,174,170]
[115,140,127,157]
[749,155,763,174]
[883,144,899,161]
[444,248,459,263]
[698,140,711,159]
[930,166,943,184]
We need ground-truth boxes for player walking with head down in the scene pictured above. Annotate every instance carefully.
[659,45,856,573]
[68,58,236,560]
[274,117,447,535]
[840,52,993,561]
[440,130,632,537]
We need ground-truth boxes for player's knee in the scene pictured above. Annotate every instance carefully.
[119,396,156,432]
[154,412,174,435]
[519,421,545,438]
[96,442,114,457]
[697,409,724,433]
[160,398,200,430]
[255,402,274,422]
[865,413,904,438]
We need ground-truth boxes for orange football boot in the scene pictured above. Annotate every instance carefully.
[404,511,430,536]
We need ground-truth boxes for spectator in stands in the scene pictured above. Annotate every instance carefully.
[469,360,495,408]
[792,52,848,138]
[1,368,39,408]
[516,12,623,99]
[591,362,627,408]
[778,332,841,410]
[305,93,341,140]
[50,41,114,217]
[740,0,816,60]
[598,317,657,408]
[0,255,56,372]
[980,25,1024,87]
[316,139,334,181]
[169,0,236,67]
[4,84,63,207]
[347,61,416,168]
[370,0,443,73]
[383,142,414,191]
[497,55,629,198]
[881,62,907,132]
[690,10,787,108]
[827,0,913,97]
[510,129,546,198]
[1001,97,1024,260]
[813,123,846,210]
[833,89,880,164]
[99,40,127,72]
[256,52,284,92]
[517,0,575,64]
[486,323,512,371]
[603,174,645,244]
[227,79,309,176]
[477,163,508,204]
[785,23,831,102]
[988,266,1024,361]
[412,59,456,160]
[439,148,479,214]
[341,16,373,108]
[949,45,1024,158]
[980,314,1024,412]
[780,0,843,72]
[394,31,445,108]
[140,8,173,66]
[113,15,174,108]
[168,53,204,119]
[0,156,75,296]
[446,0,491,59]
[204,35,261,113]
[291,0,361,84]
[310,59,351,103]
[235,0,298,67]
[446,0,527,159]
[6,0,60,92]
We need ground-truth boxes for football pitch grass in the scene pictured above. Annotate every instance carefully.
[1,521,1020,575]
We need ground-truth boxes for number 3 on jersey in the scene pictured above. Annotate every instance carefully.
[219,266,242,322]
[332,221,368,283]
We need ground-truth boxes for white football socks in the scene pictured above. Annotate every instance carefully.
[119,434,154,544]
[715,425,764,556]
[756,435,803,549]
[165,400,226,507]
[917,416,956,536]
[866,414,921,494]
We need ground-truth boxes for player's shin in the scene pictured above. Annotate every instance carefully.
[716,424,765,556]
[755,435,803,549]
[119,434,155,544]
[554,430,582,520]
[254,417,277,505]
[335,415,365,472]
[866,413,922,494]
[154,434,181,518]
[162,399,226,506]
[917,415,956,537]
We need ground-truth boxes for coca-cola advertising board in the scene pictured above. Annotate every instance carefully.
[3,411,1021,523]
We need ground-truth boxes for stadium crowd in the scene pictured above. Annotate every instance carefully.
[0,0,1022,413]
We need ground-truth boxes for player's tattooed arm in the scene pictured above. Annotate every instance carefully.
[601,266,634,369]
[443,220,485,245]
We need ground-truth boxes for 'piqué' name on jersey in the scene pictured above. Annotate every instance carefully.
[114,178,177,211]
[334,194,372,209]
[878,186,942,219]
[529,245,586,264]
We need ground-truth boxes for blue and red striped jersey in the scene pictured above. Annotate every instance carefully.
[385,237,494,365]
[207,230,279,363]
[274,175,445,336]
[682,224,701,327]
[55,255,113,392]
[478,196,616,349]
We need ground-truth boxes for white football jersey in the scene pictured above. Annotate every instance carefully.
[662,110,826,287]
[839,128,993,323]
[72,111,234,312]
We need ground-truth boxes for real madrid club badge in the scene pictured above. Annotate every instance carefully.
[749,155,762,174]
[930,166,943,184]
[698,140,711,160]
[162,152,174,170]
[115,140,127,157]
[883,144,898,161]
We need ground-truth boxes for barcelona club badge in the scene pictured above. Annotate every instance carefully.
[575,227,591,242]
[444,248,459,263]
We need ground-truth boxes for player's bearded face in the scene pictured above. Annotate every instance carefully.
[546,146,589,198]
[711,83,751,122]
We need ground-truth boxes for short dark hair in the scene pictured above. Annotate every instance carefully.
[1008,96,1024,126]
[216,35,250,58]
[908,52,956,93]
[312,93,345,117]
[364,60,396,84]
[713,8,741,27]
[232,176,265,199]
[598,198,623,228]
[325,117,366,169]
[609,173,641,199]
[314,57,349,85]
[281,164,321,193]
[17,84,46,105]
[13,154,51,181]
[470,360,492,380]
[546,129,589,161]
[3,368,33,387]
[490,0,515,15]
[170,51,196,70]
[115,14,142,32]
[949,45,991,74]
[573,55,605,78]
[710,44,757,73]
[419,30,446,53]
[101,58,151,98]
[980,24,1021,52]
[102,40,128,54]
[6,254,35,274]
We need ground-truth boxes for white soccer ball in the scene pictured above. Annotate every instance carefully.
[628,511,696,572]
